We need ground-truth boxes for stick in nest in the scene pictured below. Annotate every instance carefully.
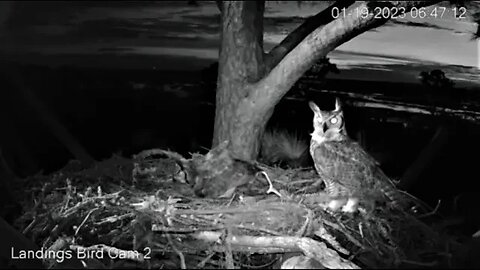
[192,231,360,269]
[256,171,282,197]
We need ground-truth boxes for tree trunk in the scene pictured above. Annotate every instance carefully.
[264,0,355,71]
[212,1,268,160]
[212,1,440,161]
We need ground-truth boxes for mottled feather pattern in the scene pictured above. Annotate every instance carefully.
[308,99,404,209]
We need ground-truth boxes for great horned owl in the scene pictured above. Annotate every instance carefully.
[309,98,404,209]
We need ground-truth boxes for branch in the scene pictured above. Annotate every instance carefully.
[252,1,384,106]
[251,1,440,108]
[264,0,355,71]
[193,231,360,269]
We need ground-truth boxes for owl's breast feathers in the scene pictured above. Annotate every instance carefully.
[311,137,403,206]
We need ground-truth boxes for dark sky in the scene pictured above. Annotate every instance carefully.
[0,1,479,88]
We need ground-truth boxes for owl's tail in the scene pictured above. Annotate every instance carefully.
[381,184,409,210]
[259,129,311,169]
[380,176,433,214]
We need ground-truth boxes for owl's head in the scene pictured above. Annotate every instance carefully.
[309,98,347,143]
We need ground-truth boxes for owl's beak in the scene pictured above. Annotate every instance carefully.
[322,123,328,133]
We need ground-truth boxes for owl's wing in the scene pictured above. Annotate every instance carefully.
[317,139,405,207]
[324,140,379,167]
[322,140,396,185]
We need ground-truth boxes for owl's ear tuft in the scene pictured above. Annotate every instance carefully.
[309,101,321,114]
[334,98,342,112]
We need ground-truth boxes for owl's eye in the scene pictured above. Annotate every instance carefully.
[325,115,343,130]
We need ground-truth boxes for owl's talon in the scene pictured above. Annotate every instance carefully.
[341,197,359,213]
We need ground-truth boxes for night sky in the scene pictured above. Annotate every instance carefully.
[0,1,479,88]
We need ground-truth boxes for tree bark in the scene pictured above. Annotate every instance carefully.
[264,0,355,71]
[250,1,441,109]
[212,1,268,160]
[212,1,440,161]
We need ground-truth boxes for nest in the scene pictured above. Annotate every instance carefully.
[9,143,473,269]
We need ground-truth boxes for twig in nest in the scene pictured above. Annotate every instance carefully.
[196,251,216,268]
[297,179,324,194]
[227,193,236,206]
[193,231,299,250]
[400,259,438,267]
[177,208,259,215]
[61,178,74,213]
[416,199,441,218]
[94,213,135,226]
[296,208,313,237]
[48,236,73,252]
[223,229,235,269]
[257,171,282,197]
[152,225,198,234]
[165,231,186,269]
[74,207,98,236]
[321,219,364,250]
[62,190,123,217]
[399,190,438,215]
[160,212,187,269]
[44,237,74,268]
[137,148,187,162]
[288,179,315,186]
[315,225,350,255]
[358,222,364,238]
[233,224,282,236]
[30,182,49,214]
[23,218,38,235]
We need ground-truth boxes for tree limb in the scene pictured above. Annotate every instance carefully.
[251,1,440,108]
[193,231,360,269]
[264,0,355,71]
